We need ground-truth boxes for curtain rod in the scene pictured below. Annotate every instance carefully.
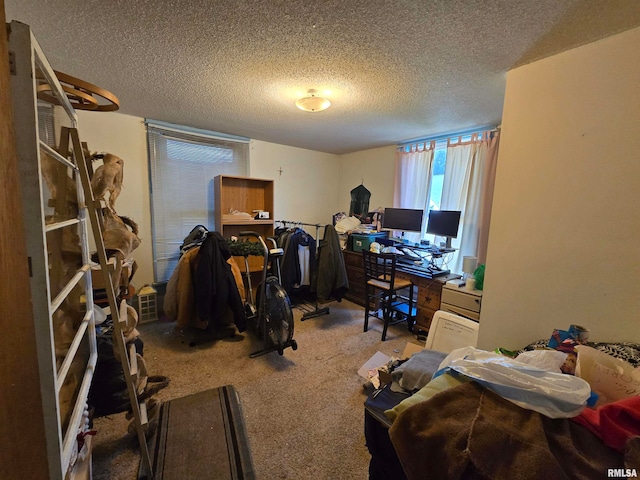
[398,125,499,148]
[145,119,250,143]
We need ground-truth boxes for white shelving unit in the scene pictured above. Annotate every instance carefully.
[9,21,97,479]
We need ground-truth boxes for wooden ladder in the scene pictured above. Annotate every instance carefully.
[61,126,153,478]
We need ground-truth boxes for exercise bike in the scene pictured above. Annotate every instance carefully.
[238,231,297,358]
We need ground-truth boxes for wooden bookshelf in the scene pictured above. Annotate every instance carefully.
[214,175,275,272]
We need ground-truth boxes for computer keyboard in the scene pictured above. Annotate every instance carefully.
[430,268,450,276]
[399,247,421,260]
[397,255,420,265]
[399,263,450,277]
[398,263,434,277]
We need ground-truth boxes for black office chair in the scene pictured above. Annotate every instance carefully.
[362,250,416,341]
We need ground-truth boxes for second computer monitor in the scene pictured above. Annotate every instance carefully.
[382,208,424,238]
[426,210,461,248]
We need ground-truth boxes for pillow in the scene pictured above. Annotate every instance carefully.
[589,342,640,367]
[385,372,469,422]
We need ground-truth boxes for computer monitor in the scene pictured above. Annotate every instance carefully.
[382,208,424,241]
[426,210,461,249]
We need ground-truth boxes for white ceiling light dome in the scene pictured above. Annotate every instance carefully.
[295,89,331,112]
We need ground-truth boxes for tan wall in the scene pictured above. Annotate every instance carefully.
[76,111,154,287]
[337,145,397,215]
[249,140,340,226]
[72,113,391,286]
[478,27,640,349]
[72,116,341,285]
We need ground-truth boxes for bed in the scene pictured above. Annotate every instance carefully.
[364,332,640,480]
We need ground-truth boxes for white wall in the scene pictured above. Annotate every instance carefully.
[478,27,640,349]
[75,111,154,288]
[338,145,397,214]
[72,114,341,285]
[250,140,339,227]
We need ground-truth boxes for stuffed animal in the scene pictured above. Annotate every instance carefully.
[91,153,124,210]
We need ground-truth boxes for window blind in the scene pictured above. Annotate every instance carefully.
[37,105,56,147]
[146,121,249,282]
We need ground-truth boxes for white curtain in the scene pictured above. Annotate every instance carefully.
[475,133,500,263]
[393,141,435,244]
[441,132,500,273]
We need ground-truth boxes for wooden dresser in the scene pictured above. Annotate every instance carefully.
[343,249,459,332]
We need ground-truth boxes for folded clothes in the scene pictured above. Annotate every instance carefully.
[391,349,447,392]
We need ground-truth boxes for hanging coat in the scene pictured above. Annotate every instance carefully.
[281,228,316,294]
[194,232,247,333]
[313,224,349,302]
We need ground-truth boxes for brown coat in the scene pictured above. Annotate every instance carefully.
[164,247,245,329]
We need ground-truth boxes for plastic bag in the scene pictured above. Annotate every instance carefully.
[473,264,485,290]
[436,347,591,418]
[514,349,568,373]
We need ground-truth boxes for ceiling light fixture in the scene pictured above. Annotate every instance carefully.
[295,89,331,112]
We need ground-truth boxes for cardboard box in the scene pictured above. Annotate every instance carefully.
[351,232,388,253]
[402,341,425,359]
[358,341,426,387]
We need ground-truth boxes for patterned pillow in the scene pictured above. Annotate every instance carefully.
[589,342,640,368]
[521,340,640,368]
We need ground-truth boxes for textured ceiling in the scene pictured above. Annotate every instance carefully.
[6,1,640,154]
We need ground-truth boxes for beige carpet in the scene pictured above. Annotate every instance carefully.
[91,299,419,479]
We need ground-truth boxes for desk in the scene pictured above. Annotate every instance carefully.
[343,250,459,332]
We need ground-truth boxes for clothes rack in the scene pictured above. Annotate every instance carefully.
[275,220,330,320]
[275,220,325,250]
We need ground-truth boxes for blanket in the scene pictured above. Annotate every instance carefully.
[389,381,637,480]
[572,395,640,452]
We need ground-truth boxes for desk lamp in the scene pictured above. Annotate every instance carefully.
[462,256,478,290]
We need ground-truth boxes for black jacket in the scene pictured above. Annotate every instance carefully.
[281,228,316,294]
[194,232,246,333]
[313,224,349,301]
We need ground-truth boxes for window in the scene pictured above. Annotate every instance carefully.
[428,147,446,211]
[397,128,500,273]
[422,144,448,244]
[147,121,249,282]
[413,139,470,244]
